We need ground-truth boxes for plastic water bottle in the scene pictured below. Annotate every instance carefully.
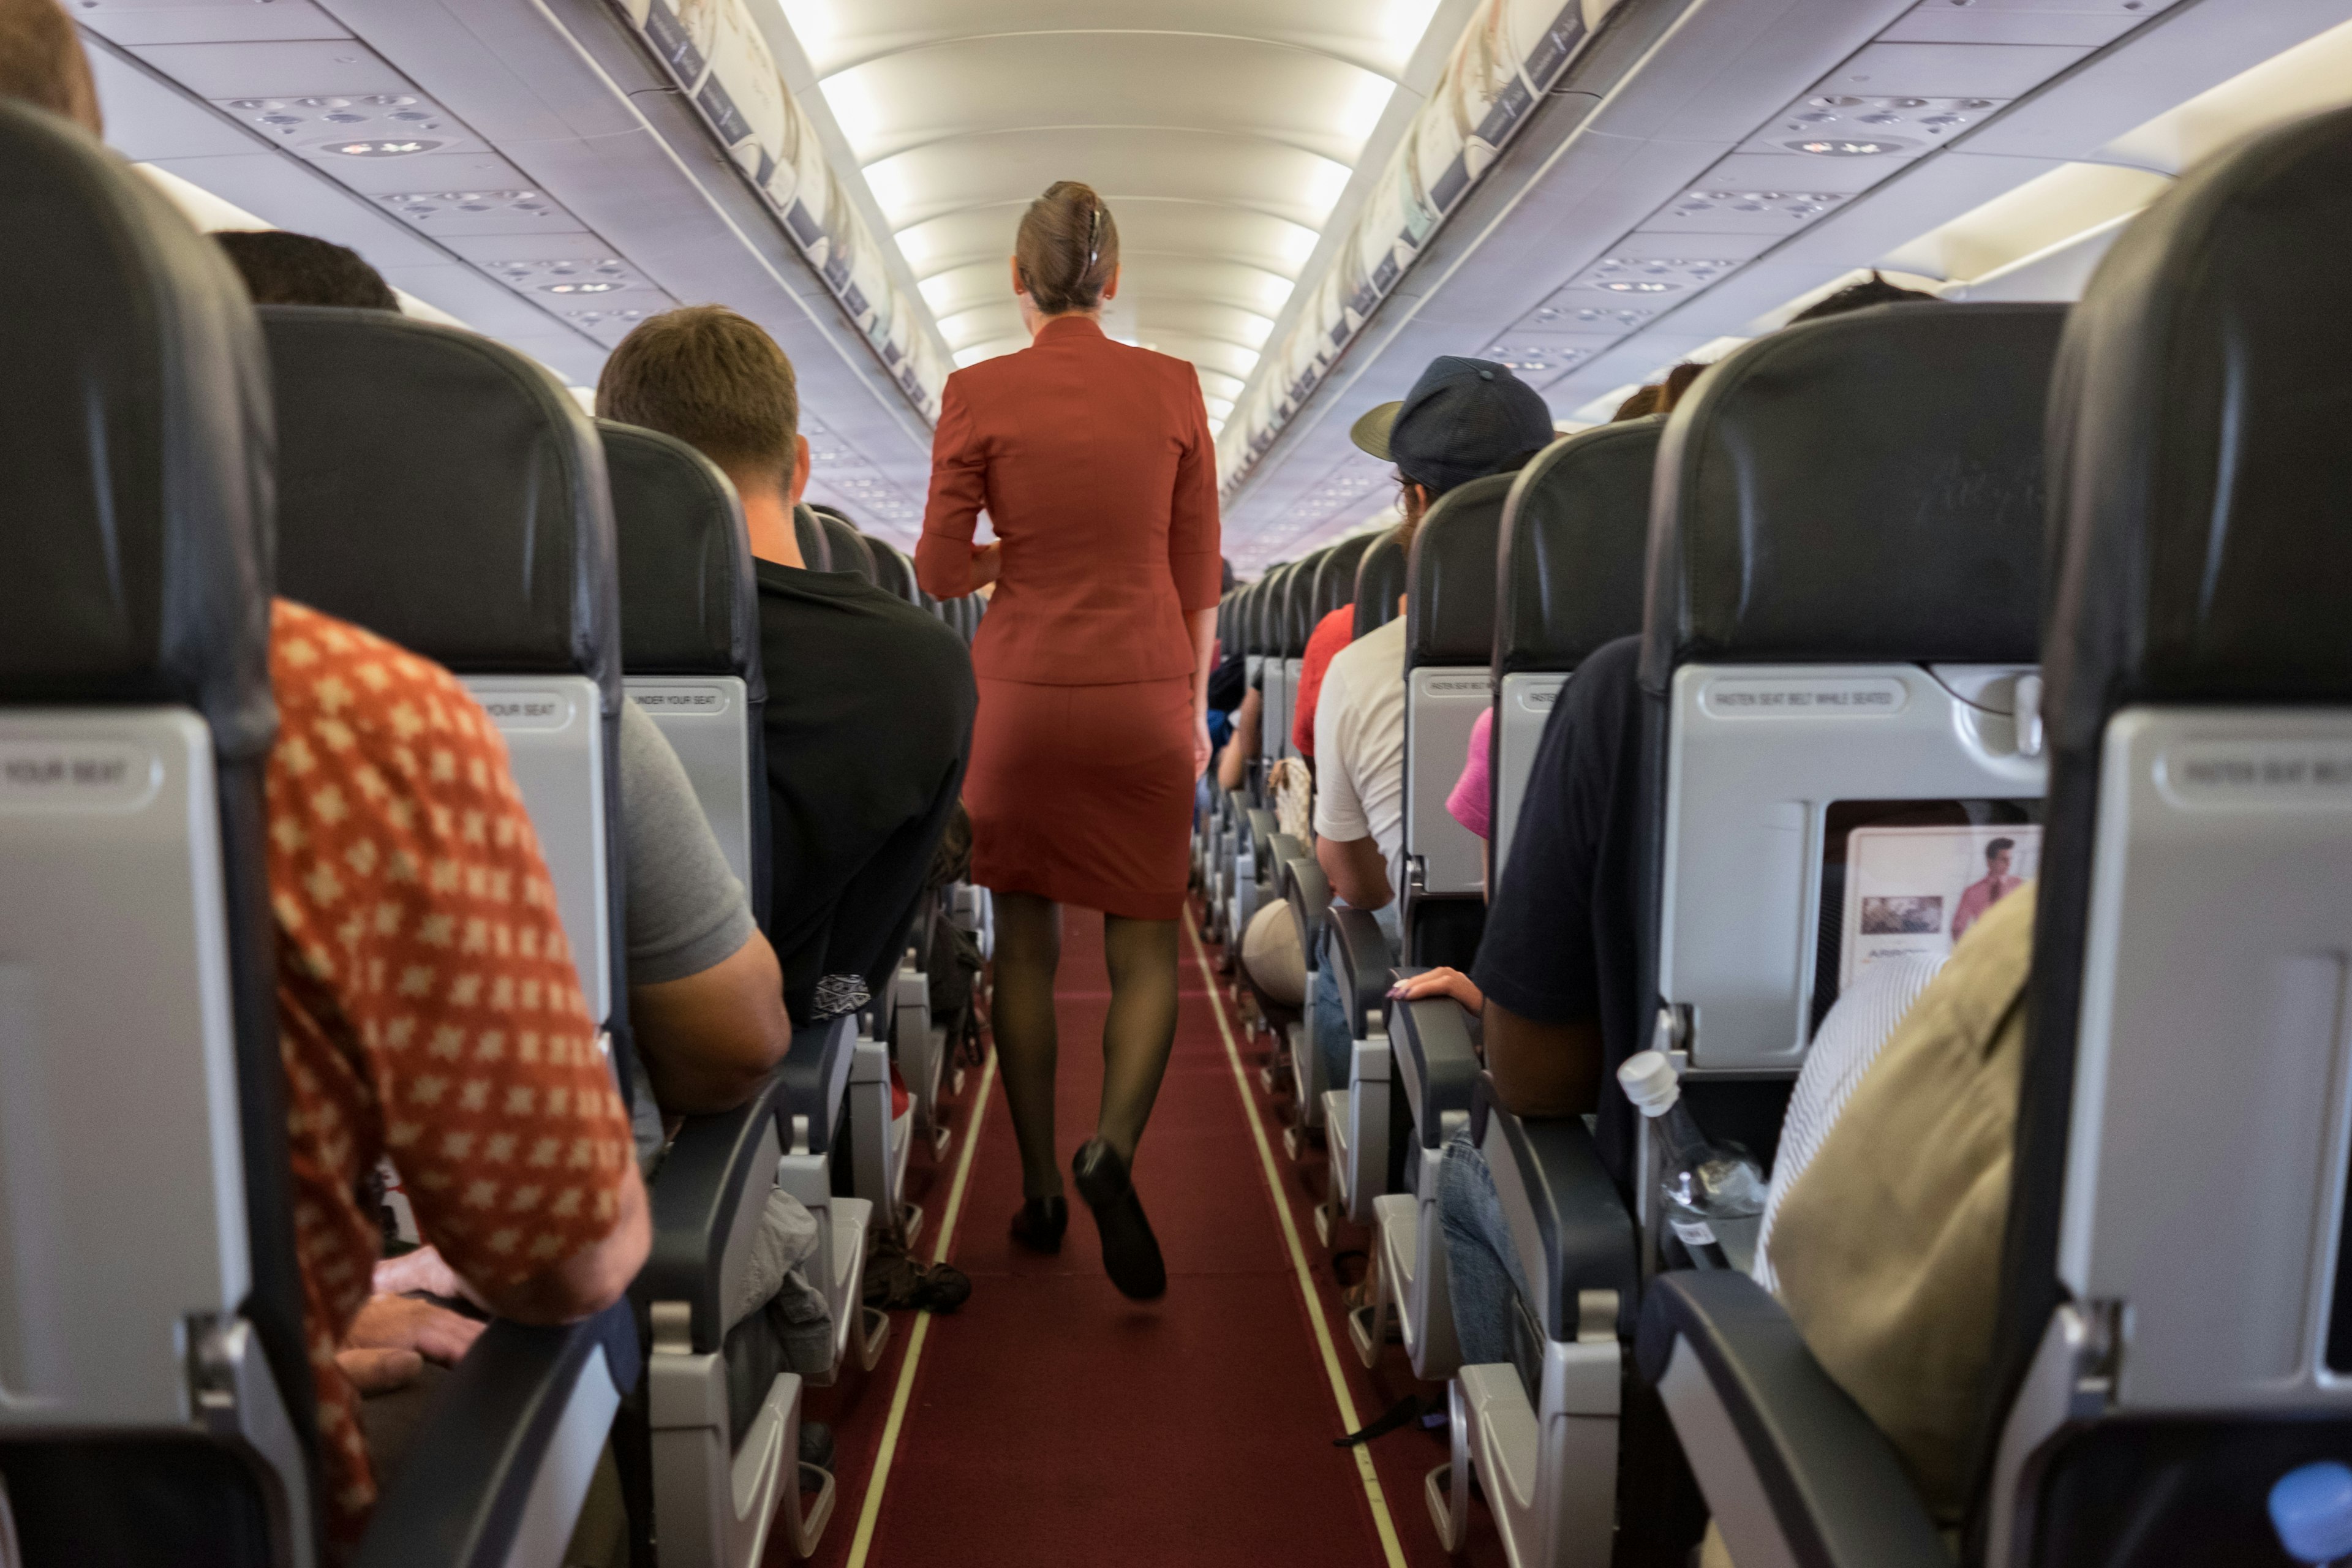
[1618,1050,1766,1270]
[2272,1461,2352,1566]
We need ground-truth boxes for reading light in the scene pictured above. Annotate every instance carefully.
[1790,138,1891,157]
[544,281,620,294]
[323,138,442,157]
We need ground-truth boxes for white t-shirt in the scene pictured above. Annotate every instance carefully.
[1312,616,1408,906]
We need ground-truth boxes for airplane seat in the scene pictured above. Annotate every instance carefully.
[1253,561,1295,782]
[602,421,771,921]
[1643,102,2352,1568]
[0,101,638,1568]
[1272,548,1327,765]
[1278,844,1336,1155]
[1311,532,1376,630]
[1490,419,1658,872]
[1312,908,1404,1248]
[810,508,878,587]
[1351,527,1408,642]
[1402,472,1517,969]
[866,537,921,606]
[1460,298,2065,1568]
[791,503,831,572]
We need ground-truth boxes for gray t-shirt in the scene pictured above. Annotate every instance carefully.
[617,699,759,1169]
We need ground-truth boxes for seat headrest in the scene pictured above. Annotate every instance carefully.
[1245,570,1278,656]
[1406,472,1518,668]
[2046,104,2352,754]
[261,307,619,704]
[1312,533,1374,623]
[815,510,877,585]
[599,421,764,701]
[0,103,274,760]
[1353,529,1408,641]
[1496,421,1658,676]
[1642,301,2065,691]
[1281,546,1329,655]
[868,537,919,605]
[792,503,829,571]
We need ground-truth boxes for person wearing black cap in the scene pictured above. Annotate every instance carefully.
[1297,357,1553,1096]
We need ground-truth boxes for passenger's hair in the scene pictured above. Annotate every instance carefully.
[0,0,100,134]
[1016,181,1119,315]
[1789,270,1937,324]
[1612,384,1662,421]
[1656,361,1706,413]
[597,305,800,487]
[213,230,398,311]
[1986,837,2016,861]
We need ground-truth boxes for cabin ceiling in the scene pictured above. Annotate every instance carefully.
[775,0,1472,434]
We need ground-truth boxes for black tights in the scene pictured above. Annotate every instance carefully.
[991,889,1180,1199]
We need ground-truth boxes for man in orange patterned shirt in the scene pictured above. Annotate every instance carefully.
[266,600,650,1550]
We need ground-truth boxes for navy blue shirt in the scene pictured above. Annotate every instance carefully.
[1471,635,1646,1183]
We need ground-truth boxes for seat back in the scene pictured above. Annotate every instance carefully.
[1986,106,2352,1568]
[1491,421,1656,869]
[262,308,627,1048]
[1353,527,1407,641]
[0,100,315,1563]
[1642,302,2061,1081]
[1275,550,1328,763]
[1311,533,1374,628]
[813,508,878,585]
[1259,560,1299,769]
[601,421,770,921]
[1403,473,1517,957]
[792,502,830,571]
[868,536,921,605]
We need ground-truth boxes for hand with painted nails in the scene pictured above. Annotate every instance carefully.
[1388,966,1483,1014]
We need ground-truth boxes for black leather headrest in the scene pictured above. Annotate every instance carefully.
[793,503,829,571]
[1496,421,1658,676]
[1311,534,1374,623]
[261,306,619,709]
[1243,571,1276,657]
[1280,546,1329,655]
[814,510,876,585]
[2045,105,2352,753]
[867,537,918,604]
[0,103,275,761]
[1406,472,1517,669]
[1642,301,2065,691]
[1354,529,1407,641]
[599,421,763,701]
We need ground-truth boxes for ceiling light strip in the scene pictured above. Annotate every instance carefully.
[1218,0,1603,496]
[613,0,949,422]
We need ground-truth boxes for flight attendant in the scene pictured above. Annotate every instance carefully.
[917,181,1220,1300]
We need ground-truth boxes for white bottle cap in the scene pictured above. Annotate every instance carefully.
[1618,1050,1682,1118]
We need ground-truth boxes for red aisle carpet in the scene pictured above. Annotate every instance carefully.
[787,903,1510,1568]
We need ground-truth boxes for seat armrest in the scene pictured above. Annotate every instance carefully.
[1245,808,1277,870]
[1284,855,1333,963]
[354,1302,641,1568]
[1476,1072,1637,1341]
[1635,1272,1946,1568]
[1325,905,1394,1038]
[638,1072,788,1353]
[1391,994,1481,1148]
[775,1014,856,1155]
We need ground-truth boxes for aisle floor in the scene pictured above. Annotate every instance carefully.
[789,903,1510,1568]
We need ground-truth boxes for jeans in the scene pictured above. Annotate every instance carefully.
[1437,1125,1534,1369]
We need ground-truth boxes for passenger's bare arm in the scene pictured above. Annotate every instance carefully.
[1484,1001,1602,1118]
[628,929,793,1115]
[1316,832,1392,913]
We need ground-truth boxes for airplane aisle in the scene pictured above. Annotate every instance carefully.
[792,905,1505,1567]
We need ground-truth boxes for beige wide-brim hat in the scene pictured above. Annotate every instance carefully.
[1350,401,1402,461]
[1240,899,1306,1009]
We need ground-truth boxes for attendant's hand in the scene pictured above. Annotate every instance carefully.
[970,541,1003,590]
[334,1291,487,1393]
[1193,711,1213,780]
[1389,967,1484,1014]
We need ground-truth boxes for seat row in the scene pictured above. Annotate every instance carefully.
[0,102,983,1568]
[1201,102,2352,1568]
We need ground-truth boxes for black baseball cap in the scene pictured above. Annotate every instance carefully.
[1349,356,1556,495]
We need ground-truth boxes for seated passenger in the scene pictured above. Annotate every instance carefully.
[0,17,650,1550]
[596,306,977,1027]
[1298,356,1553,1090]
[209,233,794,1139]
[1215,673,1261,793]
[1291,584,1357,760]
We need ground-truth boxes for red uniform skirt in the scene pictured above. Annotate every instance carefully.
[964,674,1197,919]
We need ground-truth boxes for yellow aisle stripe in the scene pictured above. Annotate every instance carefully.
[1185,919,1411,1568]
[843,1048,999,1568]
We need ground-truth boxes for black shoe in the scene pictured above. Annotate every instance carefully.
[799,1420,835,1472]
[1010,1196,1067,1254]
[1072,1139,1167,1300]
